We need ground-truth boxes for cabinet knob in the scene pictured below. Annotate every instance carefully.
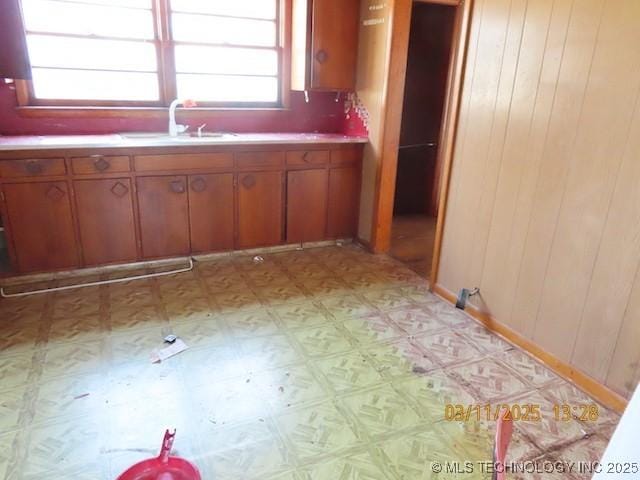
[241,175,256,189]
[315,49,329,64]
[25,160,43,175]
[302,152,310,162]
[92,156,111,172]
[190,177,207,193]
[169,180,186,194]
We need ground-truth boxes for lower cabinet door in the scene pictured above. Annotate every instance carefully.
[137,176,190,259]
[286,169,328,243]
[327,166,360,238]
[188,173,234,253]
[237,171,283,249]
[3,181,79,273]
[74,178,138,266]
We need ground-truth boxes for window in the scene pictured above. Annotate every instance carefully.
[18,0,286,108]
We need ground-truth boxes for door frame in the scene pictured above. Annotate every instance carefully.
[367,0,474,288]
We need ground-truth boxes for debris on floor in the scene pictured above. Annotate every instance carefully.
[151,338,189,363]
[252,255,264,264]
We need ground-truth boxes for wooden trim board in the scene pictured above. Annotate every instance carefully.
[432,283,629,414]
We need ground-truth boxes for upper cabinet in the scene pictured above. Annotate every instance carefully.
[291,0,360,92]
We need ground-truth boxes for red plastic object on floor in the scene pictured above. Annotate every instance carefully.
[493,407,514,480]
[116,430,201,480]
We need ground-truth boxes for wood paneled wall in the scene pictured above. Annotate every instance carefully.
[439,0,640,398]
[355,0,394,242]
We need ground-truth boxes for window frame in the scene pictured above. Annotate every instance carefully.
[15,0,292,113]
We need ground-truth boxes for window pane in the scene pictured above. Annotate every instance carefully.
[175,46,277,76]
[172,14,276,47]
[32,68,159,101]
[170,0,276,20]
[27,35,157,72]
[21,0,154,39]
[176,74,278,103]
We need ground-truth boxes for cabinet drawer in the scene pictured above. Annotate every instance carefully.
[134,153,233,172]
[71,155,130,174]
[330,148,361,165]
[286,150,329,167]
[236,151,284,169]
[0,158,66,178]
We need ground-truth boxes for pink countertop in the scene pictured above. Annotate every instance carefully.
[0,133,368,151]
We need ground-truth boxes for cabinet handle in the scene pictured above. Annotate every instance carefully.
[169,180,186,194]
[190,177,207,193]
[45,184,65,201]
[302,152,310,163]
[315,49,329,64]
[25,160,44,175]
[241,174,256,189]
[110,181,129,198]
[92,156,111,172]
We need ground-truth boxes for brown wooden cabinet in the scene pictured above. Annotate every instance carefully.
[328,166,360,238]
[2,181,78,272]
[137,176,190,259]
[74,178,138,266]
[237,171,283,249]
[189,174,234,253]
[287,169,328,242]
[291,0,360,91]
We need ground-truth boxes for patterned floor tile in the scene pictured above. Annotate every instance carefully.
[41,340,107,380]
[275,401,361,463]
[196,435,293,480]
[31,373,106,425]
[224,309,281,337]
[0,351,35,389]
[270,301,333,330]
[109,304,166,333]
[361,288,415,312]
[213,289,264,312]
[318,294,377,320]
[540,381,620,428]
[47,314,104,345]
[509,391,589,451]
[366,339,440,379]
[0,384,27,433]
[392,371,476,421]
[413,331,482,367]
[377,422,488,480]
[339,314,405,346]
[301,277,352,298]
[254,364,328,412]
[386,307,446,336]
[292,324,354,358]
[555,436,610,474]
[0,245,622,477]
[0,321,40,355]
[0,431,17,479]
[458,324,513,354]
[342,384,423,439]
[313,350,385,393]
[447,358,531,402]
[296,450,391,480]
[20,418,106,478]
[107,328,169,365]
[498,349,559,388]
[239,334,305,372]
[190,375,270,425]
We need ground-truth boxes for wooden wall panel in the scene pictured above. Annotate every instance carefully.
[439,0,640,399]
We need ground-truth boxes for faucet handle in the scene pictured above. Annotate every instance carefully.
[176,124,189,134]
[197,123,207,137]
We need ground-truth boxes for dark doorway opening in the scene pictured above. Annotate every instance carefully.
[390,1,457,280]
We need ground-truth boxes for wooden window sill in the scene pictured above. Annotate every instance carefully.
[15,106,292,119]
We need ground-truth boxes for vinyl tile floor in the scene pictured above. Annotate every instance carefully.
[0,244,619,479]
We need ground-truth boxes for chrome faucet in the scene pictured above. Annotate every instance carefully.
[168,99,196,137]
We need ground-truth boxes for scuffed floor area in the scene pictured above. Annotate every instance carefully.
[0,245,619,479]
[390,215,437,279]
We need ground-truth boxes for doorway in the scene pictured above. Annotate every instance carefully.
[389,1,458,280]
